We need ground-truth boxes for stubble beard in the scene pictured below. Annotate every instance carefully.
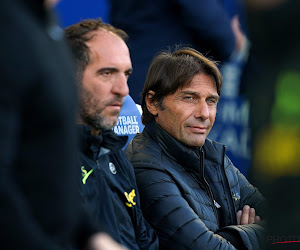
[78,87,120,130]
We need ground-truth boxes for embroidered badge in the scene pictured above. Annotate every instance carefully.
[81,166,94,184]
[109,162,117,174]
[124,189,136,207]
[232,192,241,201]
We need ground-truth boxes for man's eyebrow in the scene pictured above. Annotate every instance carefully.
[96,67,119,74]
[181,90,220,100]
[181,90,198,95]
[96,67,133,74]
[125,68,133,74]
[208,94,220,100]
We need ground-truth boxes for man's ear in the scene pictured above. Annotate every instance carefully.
[145,90,158,116]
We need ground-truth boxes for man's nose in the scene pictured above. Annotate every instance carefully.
[194,101,209,120]
[112,74,129,97]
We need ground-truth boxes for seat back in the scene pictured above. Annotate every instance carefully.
[113,95,144,149]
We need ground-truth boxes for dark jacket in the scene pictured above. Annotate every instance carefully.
[77,125,158,250]
[109,0,236,103]
[0,0,94,249]
[125,122,265,249]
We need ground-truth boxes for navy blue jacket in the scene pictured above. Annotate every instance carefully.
[109,0,235,103]
[77,125,158,250]
[125,122,265,249]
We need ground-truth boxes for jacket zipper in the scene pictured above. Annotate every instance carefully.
[220,145,238,225]
[200,148,220,228]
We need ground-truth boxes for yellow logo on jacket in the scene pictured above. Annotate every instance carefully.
[124,189,136,207]
[81,166,94,184]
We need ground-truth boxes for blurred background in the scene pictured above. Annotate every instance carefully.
[56,1,300,248]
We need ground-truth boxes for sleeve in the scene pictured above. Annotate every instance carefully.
[133,164,237,250]
[218,224,265,250]
[124,156,159,250]
[72,209,101,250]
[217,156,265,250]
[173,0,235,60]
[225,155,265,217]
[133,189,159,250]
[237,169,265,218]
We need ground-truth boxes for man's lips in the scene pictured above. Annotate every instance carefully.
[107,102,123,110]
[187,126,208,133]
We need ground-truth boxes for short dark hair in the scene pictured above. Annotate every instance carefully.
[141,47,223,125]
[64,18,128,83]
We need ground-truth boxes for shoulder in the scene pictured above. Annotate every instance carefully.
[125,132,164,170]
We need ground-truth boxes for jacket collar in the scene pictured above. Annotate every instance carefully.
[144,121,225,171]
[77,124,128,159]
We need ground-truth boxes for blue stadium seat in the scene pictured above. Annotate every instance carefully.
[113,95,144,149]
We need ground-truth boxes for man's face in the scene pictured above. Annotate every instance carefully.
[150,73,219,147]
[79,30,132,131]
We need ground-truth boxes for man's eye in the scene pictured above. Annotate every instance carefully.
[207,98,218,104]
[125,72,131,78]
[102,71,111,76]
[183,96,193,100]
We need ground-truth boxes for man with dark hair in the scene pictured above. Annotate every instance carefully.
[65,19,158,250]
[125,47,265,249]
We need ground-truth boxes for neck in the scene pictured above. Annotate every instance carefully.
[76,116,101,136]
[91,127,101,136]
